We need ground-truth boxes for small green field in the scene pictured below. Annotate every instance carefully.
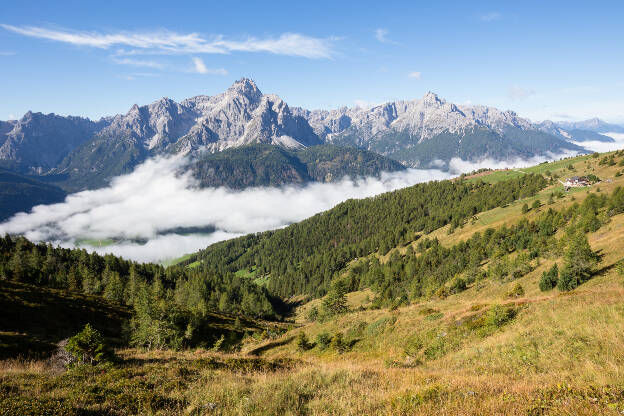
[187,260,201,269]
[466,170,524,184]
[75,238,115,248]
[161,253,194,267]
[235,267,257,279]
[523,154,594,175]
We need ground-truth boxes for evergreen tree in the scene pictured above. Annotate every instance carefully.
[557,232,597,291]
[322,280,348,317]
[539,263,558,291]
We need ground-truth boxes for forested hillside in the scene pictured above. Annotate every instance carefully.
[191,174,548,297]
[190,143,406,189]
[0,235,277,357]
[0,168,66,221]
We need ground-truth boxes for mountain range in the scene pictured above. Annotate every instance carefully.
[292,94,589,167]
[1,78,621,193]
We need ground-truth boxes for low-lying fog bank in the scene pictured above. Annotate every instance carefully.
[0,150,588,263]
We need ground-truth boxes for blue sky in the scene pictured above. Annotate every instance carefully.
[1,0,623,123]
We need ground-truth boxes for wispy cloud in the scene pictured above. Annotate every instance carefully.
[0,51,15,56]
[0,24,335,59]
[508,85,535,100]
[119,72,162,81]
[111,56,165,69]
[408,71,421,80]
[191,57,227,75]
[480,12,502,22]
[374,28,397,44]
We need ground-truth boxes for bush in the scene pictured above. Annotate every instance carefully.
[481,305,517,335]
[306,306,319,322]
[521,203,529,214]
[329,333,347,353]
[506,283,525,298]
[211,334,225,352]
[448,276,467,294]
[315,332,331,351]
[295,332,312,352]
[65,324,107,366]
[539,264,559,291]
[532,199,541,210]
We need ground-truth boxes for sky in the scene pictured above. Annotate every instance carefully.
[1,0,623,124]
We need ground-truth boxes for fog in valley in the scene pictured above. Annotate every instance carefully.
[0,150,589,263]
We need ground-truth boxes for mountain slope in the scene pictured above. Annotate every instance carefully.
[189,144,406,189]
[0,112,99,172]
[293,93,584,167]
[556,117,624,133]
[537,120,616,142]
[0,167,67,221]
[2,152,624,415]
[189,173,548,297]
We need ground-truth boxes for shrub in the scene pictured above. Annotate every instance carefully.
[211,334,225,352]
[539,264,559,291]
[329,333,346,353]
[448,276,467,294]
[295,332,312,352]
[306,305,319,322]
[521,203,529,214]
[506,283,525,298]
[65,324,107,366]
[481,305,517,334]
[315,332,331,351]
[532,199,541,210]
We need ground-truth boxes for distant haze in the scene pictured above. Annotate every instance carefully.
[570,132,624,154]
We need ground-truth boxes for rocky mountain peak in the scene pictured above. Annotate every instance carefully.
[422,91,443,107]
[227,78,262,101]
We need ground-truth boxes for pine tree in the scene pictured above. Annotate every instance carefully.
[322,280,348,317]
[558,232,597,291]
[539,263,558,291]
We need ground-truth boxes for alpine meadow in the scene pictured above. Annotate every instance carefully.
[2,1,624,415]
